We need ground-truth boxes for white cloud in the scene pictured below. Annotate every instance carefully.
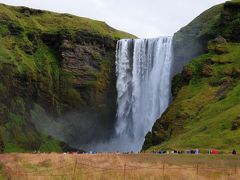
[0,0,226,38]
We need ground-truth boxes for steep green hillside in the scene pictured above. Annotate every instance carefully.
[172,0,240,74]
[144,1,240,152]
[0,3,134,152]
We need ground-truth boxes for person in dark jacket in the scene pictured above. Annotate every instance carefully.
[0,138,4,153]
[232,149,237,155]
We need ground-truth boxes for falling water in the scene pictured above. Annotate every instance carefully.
[114,37,173,151]
[90,37,173,152]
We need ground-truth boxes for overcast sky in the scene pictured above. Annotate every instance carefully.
[0,0,226,38]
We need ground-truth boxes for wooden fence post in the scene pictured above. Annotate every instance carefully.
[235,166,237,178]
[163,162,165,179]
[124,163,126,180]
[196,164,199,180]
[73,159,77,177]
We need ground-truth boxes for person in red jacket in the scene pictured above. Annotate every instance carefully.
[212,149,218,155]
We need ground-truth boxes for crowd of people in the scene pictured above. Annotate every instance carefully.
[30,148,238,155]
[154,149,237,155]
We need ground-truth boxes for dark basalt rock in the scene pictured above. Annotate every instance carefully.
[215,78,233,100]
[212,36,227,44]
[8,22,23,35]
[182,66,193,82]
[19,7,44,16]
[208,36,229,55]
[201,64,213,77]
[220,2,240,42]
[232,116,240,131]
[41,33,62,48]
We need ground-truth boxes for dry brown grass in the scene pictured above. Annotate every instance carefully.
[0,153,239,180]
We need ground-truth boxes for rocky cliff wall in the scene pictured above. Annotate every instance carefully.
[0,4,134,152]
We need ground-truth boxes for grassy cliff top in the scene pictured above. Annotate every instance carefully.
[0,3,135,39]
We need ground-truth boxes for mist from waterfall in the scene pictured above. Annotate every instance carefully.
[89,37,173,152]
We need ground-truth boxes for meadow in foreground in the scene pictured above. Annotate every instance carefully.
[0,153,239,180]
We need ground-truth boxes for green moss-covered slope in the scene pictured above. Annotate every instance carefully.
[143,1,240,152]
[0,3,134,152]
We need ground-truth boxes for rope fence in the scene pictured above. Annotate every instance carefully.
[3,159,239,179]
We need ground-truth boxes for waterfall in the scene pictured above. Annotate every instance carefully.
[115,37,173,152]
[91,37,173,152]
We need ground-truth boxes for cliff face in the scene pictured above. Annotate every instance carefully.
[172,4,223,75]
[143,1,240,152]
[0,4,134,152]
[172,1,240,75]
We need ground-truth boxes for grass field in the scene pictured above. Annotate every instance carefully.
[0,153,240,180]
